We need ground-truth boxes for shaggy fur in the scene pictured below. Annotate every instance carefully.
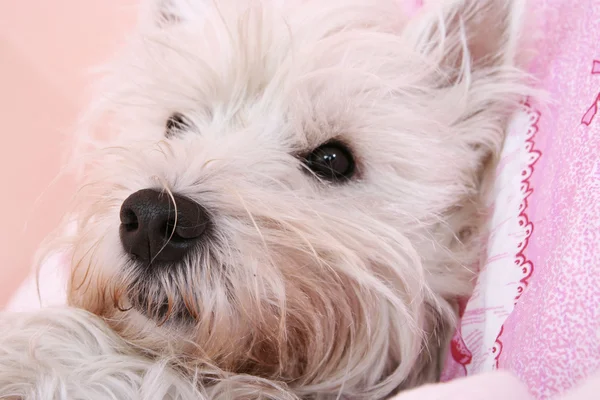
[0,0,533,398]
[0,308,201,399]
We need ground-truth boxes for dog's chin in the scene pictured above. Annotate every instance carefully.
[129,284,196,326]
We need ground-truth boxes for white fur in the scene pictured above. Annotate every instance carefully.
[0,0,534,398]
[0,308,203,399]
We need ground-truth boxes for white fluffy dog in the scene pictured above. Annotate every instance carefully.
[0,0,533,398]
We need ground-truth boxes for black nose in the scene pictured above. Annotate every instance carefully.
[119,189,210,264]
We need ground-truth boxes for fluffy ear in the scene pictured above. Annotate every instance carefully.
[402,0,527,78]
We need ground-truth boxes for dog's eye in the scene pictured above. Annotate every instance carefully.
[304,141,355,181]
[165,113,190,137]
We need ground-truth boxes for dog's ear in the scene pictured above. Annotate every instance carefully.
[402,0,527,78]
[140,0,206,28]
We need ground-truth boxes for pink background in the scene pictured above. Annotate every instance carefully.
[0,1,137,308]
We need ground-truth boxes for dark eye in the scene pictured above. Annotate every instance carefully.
[165,113,190,137]
[304,140,355,181]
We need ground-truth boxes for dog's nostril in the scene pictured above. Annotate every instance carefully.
[119,189,211,264]
[166,220,206,240]
[121,208,139,232]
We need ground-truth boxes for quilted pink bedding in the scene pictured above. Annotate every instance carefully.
[6,0,600,398]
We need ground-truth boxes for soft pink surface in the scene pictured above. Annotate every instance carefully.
[443,0,600,399]
[394,369,600,400]
[0,0,137,308]
[498,0,600,396]
[396,371,532,400]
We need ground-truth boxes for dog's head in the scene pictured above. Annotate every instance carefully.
[62,0,529,397]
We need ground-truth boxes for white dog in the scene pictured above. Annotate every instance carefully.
[0,0,533,398]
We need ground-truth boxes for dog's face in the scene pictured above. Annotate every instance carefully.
[64,0,527,397]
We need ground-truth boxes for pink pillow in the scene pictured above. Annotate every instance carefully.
[442,0,600,398]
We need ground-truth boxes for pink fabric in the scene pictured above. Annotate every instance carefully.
[498,0,600,396]
[442,0,600,399]
[396,371,532,400]
[394,369,600,400]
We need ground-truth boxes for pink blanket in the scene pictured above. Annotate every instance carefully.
[394,370,600,400]
[440,0,600,398]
